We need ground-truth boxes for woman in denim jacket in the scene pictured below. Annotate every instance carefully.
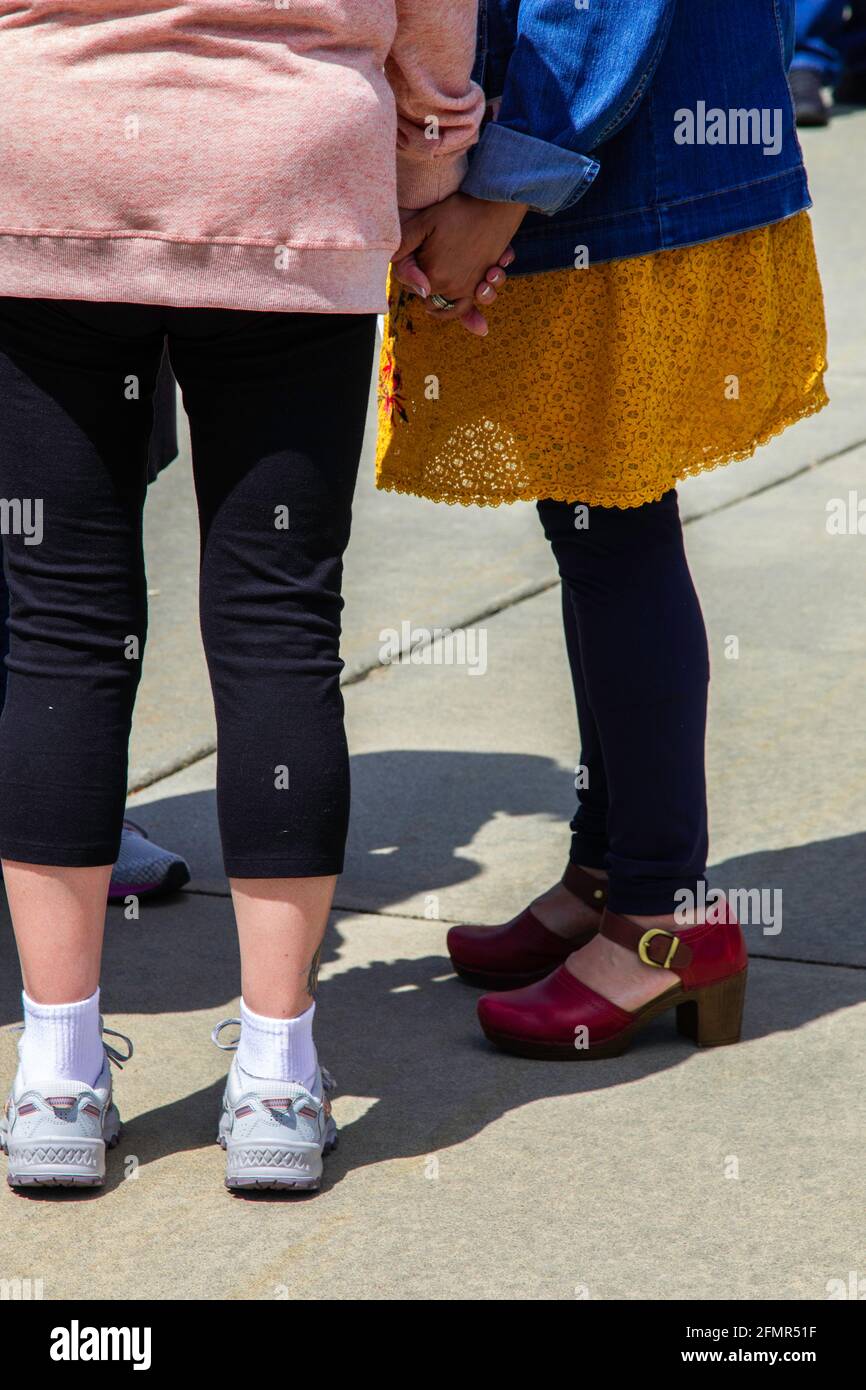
[377,0,828,1060]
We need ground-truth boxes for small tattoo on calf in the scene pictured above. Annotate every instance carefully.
[306,947,322,998]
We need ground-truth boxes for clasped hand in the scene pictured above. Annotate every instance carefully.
[392,192,528,336]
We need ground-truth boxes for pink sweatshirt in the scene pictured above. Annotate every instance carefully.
[0,2,484,313]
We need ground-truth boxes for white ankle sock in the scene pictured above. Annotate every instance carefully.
[20,987,104,1089]
[237,998,319,1095]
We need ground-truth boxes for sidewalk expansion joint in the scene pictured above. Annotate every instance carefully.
[165,888,865,971]
[129,431,866,798]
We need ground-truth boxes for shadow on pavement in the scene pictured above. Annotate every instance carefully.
[0,767,863,1189]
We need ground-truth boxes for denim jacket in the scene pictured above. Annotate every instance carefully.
[461,0,812,273]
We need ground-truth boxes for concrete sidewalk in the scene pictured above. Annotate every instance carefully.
[1,115,864,1301]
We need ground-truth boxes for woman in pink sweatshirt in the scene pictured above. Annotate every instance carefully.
[0,1,488,1192]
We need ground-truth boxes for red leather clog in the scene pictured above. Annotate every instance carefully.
[447,864,608,989]
[477,906,748,1059]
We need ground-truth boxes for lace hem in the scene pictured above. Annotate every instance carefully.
[376,382,829,509]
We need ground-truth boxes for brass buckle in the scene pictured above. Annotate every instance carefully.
[637,928,679,969]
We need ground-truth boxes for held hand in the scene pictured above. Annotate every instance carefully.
[393,208,433,302]
[392,243,514,335]
[393,193,527,335]
[453,250,516,336]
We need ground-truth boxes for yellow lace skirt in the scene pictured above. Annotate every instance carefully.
[375,211,828,508]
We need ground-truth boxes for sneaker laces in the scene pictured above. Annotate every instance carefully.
[211,1017,335,1093]
[211,1017,241,1052]
[102,1027,134,1068]
[9,1021,134,1069]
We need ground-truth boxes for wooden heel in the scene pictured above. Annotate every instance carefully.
[676,969,747,1048]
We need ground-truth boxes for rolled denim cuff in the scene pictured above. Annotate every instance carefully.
[461,123,600,215]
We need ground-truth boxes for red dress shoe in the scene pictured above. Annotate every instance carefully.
[477,906,748,1059]
[447,864,607,990]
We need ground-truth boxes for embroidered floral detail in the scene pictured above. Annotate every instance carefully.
[377,285,419,425]
[378,350,408,424]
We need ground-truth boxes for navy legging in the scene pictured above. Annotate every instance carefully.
[0,297,376,876]
[537,493,709,916]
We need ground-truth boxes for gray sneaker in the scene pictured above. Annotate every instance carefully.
[108,818,190,901]
[212,1019,337,1192]
[0,1026,133,1189]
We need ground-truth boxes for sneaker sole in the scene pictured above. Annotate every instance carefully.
[220,1121,338,1192]
[2,1109,121,1189]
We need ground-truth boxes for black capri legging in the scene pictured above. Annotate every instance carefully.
[0,298,376,876]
